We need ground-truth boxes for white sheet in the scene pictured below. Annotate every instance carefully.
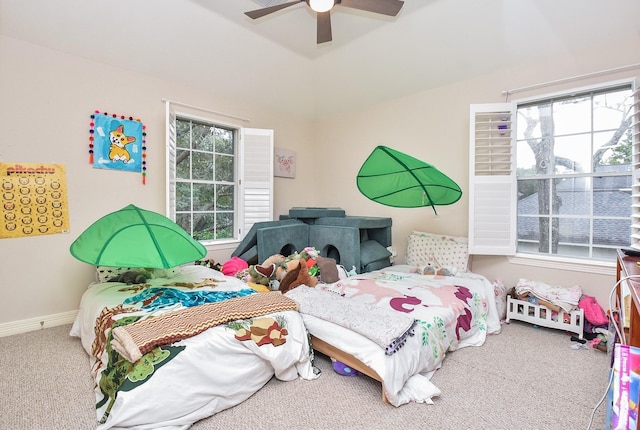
[70,265,317,430]
[299,268,501,406]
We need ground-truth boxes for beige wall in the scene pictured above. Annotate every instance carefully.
[0,36,314,329]
[1,32,639,331]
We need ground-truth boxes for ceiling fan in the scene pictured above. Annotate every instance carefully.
[245,0,405,44]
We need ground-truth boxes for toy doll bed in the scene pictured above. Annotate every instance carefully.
[70,264,317,430]
[285,231,501,406]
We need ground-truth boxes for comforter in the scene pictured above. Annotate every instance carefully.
[70,265,317,430]
[290,266,501,406]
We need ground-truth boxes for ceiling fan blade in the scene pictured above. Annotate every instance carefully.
[338,0,404,16]
[245,0,303,19]
[317,11,332,44]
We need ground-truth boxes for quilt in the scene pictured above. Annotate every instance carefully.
[70,265,317,430]
[293,267,501,406]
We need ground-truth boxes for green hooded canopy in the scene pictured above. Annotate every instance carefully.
[69,204,207,268]
[356,146,462,215]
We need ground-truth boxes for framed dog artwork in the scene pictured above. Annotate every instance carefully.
[89,111,147,183]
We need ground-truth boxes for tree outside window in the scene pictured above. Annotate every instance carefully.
[174,117,236,241]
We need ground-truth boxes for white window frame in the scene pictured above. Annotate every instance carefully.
[165,104,273,252]
[469,77,639,271]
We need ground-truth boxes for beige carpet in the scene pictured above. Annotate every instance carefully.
[0,321,610,430]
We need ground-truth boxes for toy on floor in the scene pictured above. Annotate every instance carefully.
[331,358,361,377]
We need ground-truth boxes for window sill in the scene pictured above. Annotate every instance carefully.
[201,239,240,252]
[507,254,615,276]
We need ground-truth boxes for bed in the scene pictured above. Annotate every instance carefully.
[285,231,502,406]
[70,264,317,430]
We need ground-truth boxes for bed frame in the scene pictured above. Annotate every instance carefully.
[310,335,388,402]
[505,295,584,339]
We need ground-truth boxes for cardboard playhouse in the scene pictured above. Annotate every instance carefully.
[231,207,392,273]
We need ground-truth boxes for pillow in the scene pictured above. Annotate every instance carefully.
[406,231,469,274]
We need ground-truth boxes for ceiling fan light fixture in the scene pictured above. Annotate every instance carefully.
[309,0,333,13]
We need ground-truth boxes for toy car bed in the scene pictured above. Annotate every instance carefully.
[70,264,317,430]
[286,231,501,406]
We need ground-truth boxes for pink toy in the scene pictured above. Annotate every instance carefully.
[578,294,608,326]
[222,256,248,276]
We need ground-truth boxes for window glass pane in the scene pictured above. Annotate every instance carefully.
[176,213,191,236]
[176,182,191,211]
[193,183,214,211]
[192,213,214,241]
[517,215,540,242]
[518,178,550,215]
[176,149,190,179]
[553,135,591,174]
[593,175,631,217]
[192,123,214,151]
[215,154,234,182]
[216,184,233,210]
[593,89,633,131]
[557,217,589,244]
[215,128,234,154]
[553,96,591,135]
[593,219,630,246]
[216,212,234,239]
[192,151,213,181]
[517,103,550,141]
[554,177,591,216]
[516,141,537,173]
[176,120,191,149]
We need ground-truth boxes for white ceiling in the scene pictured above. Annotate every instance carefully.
[1,0,639,120]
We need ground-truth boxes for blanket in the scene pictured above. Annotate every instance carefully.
[111,291,299,362]
[515,278,582,312]
[285,285,416,355]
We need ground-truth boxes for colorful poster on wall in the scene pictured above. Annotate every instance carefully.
[89,111,146,184]
[0,163,70,239]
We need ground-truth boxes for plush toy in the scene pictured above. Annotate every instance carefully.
[278,260,318,293]
[108,269,151,285]
[222,256,248,277]
[579,294,609,326]
[246,254,286,286]
[331,358,361,377]
[316,255,338,283]
[194,258,222,272]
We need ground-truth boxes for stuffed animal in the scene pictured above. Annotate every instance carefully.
[246,254,286,286]
[107,269,150,285]
[316,255,338,283]
[222,256,248,277]
[278,259,317,293]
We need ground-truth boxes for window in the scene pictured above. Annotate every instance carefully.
[470,79,639,262]
[165,106,274,246]
[174,117,236,241]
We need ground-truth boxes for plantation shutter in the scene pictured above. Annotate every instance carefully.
[238,128,274,239]
[631,78,640,249]
[166,104,178,220]
[468,103,517,255]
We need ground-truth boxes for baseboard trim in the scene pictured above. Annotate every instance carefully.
[0,310,78,338]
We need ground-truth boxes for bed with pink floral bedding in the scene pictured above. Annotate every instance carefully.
[284,231,501,406]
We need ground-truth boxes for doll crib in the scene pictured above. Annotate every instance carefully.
[505,295,584,339]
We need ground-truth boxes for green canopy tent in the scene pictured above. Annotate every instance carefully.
[356,146,462,215]
[69,204,206,268]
